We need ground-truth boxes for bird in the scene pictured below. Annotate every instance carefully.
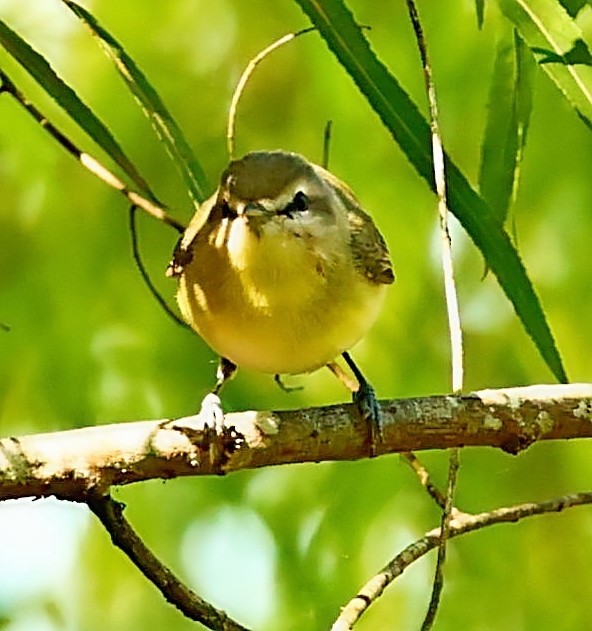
[167,150,394,450]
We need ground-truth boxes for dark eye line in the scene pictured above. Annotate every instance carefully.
[220,200,234,219]
[279,190,309,219]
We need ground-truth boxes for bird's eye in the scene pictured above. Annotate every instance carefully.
[279,190,309,219]
[292,191,309,212]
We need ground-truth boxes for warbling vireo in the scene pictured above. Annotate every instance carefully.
[167,150,394,446]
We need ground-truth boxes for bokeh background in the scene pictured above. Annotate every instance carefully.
[1,1,592,629]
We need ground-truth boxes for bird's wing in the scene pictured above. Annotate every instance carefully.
[319,167,395,286]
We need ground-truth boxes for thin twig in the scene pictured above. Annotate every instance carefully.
[326,360,359,394]
[406,2,464,627]
[226,27,316,159]
[399,452,447,510]
[330,490,592,630]
[129,205,188,328]
[0,68,185,233]
[421,448,459,630]
[405,2,463,387]
[322,119,333,169]
[87,493,248,631]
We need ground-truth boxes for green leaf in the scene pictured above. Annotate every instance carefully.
[476,0,486,28]
[558,0,589,17]
[479,30,535,225]
[0,18,155,200]
[62,0,209,207]
[498,0,592,129]
[294,0,567,383]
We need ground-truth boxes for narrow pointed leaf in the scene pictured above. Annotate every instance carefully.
[476,0,486,28]
[479,30,535,225]
[62,0,208,206]
[294,0,567,383]
[498,0,592,129]
[0,18,155,199]
[559,0,588,17]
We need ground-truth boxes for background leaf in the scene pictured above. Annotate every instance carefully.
[62,0,209,207]
[558,0,590,17]
[479,29,535,226]
[498,0,592,129]
[476,0,486,28]
[0,18,155,200]
[294,0,567,383]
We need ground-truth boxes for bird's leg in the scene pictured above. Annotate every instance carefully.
[328,352,382,456]
[160,358,239,471]
[199,357,237,434]
[213,356,238,395]
[342,352,383,448]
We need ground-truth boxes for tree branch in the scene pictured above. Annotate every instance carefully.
[0,68,185,233]
[330,490,592,630]
[400,451,448,509]
[88,493,249,631]
[1,384,591,501]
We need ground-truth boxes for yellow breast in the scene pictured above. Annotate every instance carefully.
[177,215,386,375]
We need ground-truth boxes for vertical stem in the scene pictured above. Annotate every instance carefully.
[406,2,464,629]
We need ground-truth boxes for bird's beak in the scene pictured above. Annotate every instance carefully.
[237,201,265,218]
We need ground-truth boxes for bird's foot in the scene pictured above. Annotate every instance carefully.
[166,392,225,436]
[340,351,383,457]
[353,379,383,458]
[163,392,242,472]
[199,392,225,435]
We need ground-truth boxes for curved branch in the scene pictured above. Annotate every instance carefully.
[88,494,249,631]
[330,490,592,630]
[0,68,185,233]
[1,384,591,501]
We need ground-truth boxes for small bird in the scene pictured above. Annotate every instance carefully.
[167,150,394,448]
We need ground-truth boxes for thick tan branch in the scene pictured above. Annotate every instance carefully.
[1,384,591,501]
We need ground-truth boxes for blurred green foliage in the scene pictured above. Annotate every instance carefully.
[1,1,592,630]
